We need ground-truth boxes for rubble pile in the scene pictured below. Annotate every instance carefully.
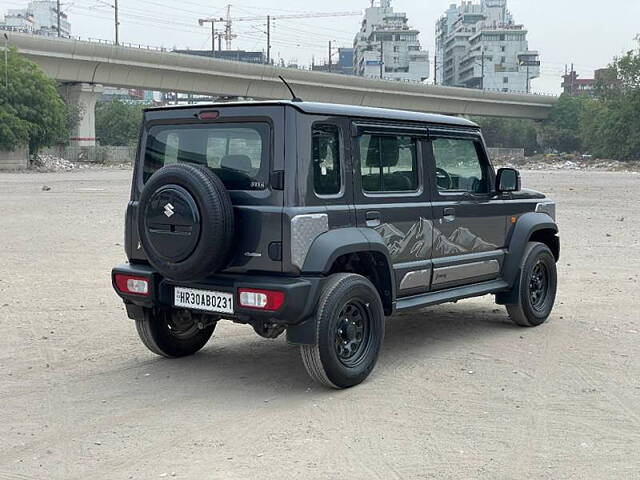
[32,154,87,172]
[494,154,640,173]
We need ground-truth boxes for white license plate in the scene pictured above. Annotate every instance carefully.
[174,287,234,314]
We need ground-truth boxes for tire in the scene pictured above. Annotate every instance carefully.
[138,164,234,282]
[506,242,558,327]
[135,309,215,358]
[300,273,385,389]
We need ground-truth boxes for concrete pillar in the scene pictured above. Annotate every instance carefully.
[59,83,104,147]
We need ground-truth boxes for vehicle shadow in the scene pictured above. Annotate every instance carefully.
[113,302,519,398]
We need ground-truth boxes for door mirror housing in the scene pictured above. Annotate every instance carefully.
[496,168,521,192]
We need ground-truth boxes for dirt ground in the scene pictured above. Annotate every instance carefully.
[1,168,639,480]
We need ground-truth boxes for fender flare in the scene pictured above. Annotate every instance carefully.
[301,227,396,301]
[501,212,559,288]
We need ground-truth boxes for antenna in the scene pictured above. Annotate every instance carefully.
[278,76,302,102]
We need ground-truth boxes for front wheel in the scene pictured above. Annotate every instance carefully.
[300,273,385,389]
[135,309,215,358]
[506,242,558,327]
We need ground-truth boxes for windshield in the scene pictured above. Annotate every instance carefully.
[143,122,270,190]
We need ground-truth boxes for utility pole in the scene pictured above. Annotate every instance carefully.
[380,40,384,79]
[225,4,233,50]
[4,33,8,92]
[526,64,530,94]
[56,0,61,37]
[328,41,332,72]
[266,16,271,64]
[480,51,485,90]
[114,0,119,45]
[211,21,215,52]
[433,53,437,85]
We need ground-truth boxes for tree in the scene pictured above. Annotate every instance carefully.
[540,94,588,153]
[472,117,539,155]
[95,100,146,146]
[0,47,69,153]
[580,49,640,160]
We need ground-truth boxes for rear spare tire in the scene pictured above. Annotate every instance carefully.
[138,164,234,281]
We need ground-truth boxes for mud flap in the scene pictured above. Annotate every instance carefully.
[286,317,317,346]
[495,270,521,305]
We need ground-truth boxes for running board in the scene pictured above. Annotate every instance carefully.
[394,280,510,313]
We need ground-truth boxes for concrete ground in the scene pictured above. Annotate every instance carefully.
[1,169,639,479]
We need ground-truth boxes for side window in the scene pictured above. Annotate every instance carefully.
[432,138,487,193]
[312,124,342,196]
[359,134,418,193]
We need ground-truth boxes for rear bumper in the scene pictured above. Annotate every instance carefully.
[111,263,324,327]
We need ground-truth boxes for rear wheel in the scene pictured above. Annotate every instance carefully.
[135,309,215,358]
[300,273,385,389]
[506,242,557,327]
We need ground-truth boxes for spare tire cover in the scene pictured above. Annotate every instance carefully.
[138,163,234,281]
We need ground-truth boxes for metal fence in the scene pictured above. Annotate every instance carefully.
[487,148,526,160]
[40,146,136,165]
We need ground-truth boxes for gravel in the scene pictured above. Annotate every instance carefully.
[0,168,639,479]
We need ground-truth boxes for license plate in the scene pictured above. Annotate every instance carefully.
[174,287,234,314]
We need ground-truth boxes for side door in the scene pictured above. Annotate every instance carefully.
[352,122,435,297]
[426,129,508,289]
[282,112,354,274]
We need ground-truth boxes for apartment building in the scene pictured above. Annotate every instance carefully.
[353,0,429,83]
[436,0,539,93]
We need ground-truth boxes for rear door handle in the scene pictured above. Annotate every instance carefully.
[443,207,456,222]
[366,211,381,227]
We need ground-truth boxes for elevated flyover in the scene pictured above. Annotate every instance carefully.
[8,32,556,145]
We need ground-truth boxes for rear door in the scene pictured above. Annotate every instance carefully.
[352,122,435,297]
[130,105,285,274]
[426,128,507,289]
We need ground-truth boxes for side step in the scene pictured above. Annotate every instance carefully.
[395,280,510,313]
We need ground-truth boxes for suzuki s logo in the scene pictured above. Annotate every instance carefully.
[164,203,175,218]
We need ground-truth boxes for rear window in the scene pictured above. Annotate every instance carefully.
[143,122,270,190]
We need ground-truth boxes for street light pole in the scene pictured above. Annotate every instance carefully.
[198,17,224,55]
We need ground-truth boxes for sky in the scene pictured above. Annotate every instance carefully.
[3,0,639,94]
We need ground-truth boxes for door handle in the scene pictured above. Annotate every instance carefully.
[366,211,381,227]
[443,207,456,222]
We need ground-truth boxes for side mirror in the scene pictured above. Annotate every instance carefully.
[496,168,521,192]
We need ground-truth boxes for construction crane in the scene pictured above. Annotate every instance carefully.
[198,7,362,64]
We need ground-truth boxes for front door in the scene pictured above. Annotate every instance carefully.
[426,130,508,289]
[352,123,435,297]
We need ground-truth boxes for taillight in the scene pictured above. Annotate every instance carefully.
[114,274,150,296]
[198,110,220,120]
[238,288,285,311]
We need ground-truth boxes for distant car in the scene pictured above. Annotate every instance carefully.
[112,100,560,389]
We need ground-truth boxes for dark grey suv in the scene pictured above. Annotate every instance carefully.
[112,101,559,389]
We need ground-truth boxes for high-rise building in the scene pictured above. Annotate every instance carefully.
[353,1,429,83]
[436,0,539,93]
[2,1,71,36]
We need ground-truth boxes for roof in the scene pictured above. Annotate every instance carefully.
[148,100,479,128]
